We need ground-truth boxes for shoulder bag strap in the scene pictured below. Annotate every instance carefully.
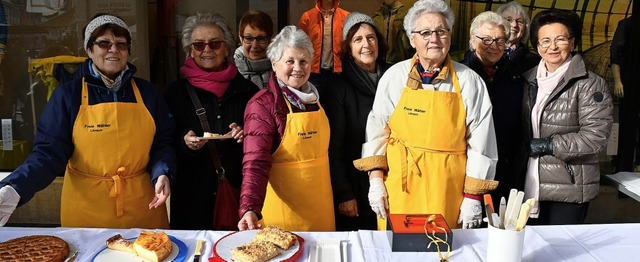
[186,85,226,180]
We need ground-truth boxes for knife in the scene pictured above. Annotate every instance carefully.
[515,203,532,231]
[194,239,204,262]
[498,197,506,229]
[64,250,78,262]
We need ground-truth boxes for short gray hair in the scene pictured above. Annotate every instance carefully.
[181,12,235,61]
[496,1,531,44]
[267,25,314,63]
[404,0,454,39]
[468,11,510,51]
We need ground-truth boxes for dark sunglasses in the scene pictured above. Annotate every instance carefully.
[93,40,130,51]
[191,41,224,51]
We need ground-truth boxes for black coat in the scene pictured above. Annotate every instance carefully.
[461,51,528,206]
[506,44,541,74]
[164,72,259,230]
[323,59,390,231]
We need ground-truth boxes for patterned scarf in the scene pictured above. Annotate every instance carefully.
[90,61,128,92]
[415,59,441,84]
[277,79,319,111]
[233,47,272,89]
[180,57,237,100]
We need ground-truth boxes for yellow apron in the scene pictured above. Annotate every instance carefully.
[382,59,466,229]
[60,78,168,228]
[260,98,335,231]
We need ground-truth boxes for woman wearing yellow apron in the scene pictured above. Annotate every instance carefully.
[238,26,335,231]
[0,15,175,228]
[354,2,498,230]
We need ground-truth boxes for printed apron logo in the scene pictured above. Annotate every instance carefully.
[298,130,319,140]
[84,123,112,132]
[403,106,426,116]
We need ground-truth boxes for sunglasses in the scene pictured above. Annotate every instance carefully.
[191,41,225,51]
[93,40,130,51]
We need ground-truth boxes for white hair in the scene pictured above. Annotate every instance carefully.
[496,1,531,44]
[468,11,510,51]
[267,25,314,63]
[181,12,235,61]
[403,0,454,39]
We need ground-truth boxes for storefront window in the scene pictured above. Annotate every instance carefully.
[0,0,149,171]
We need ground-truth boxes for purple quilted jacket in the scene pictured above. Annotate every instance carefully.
[239,72,319,219]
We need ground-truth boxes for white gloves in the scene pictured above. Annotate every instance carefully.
[368,177,389,219]
[457,197,482,229]
[0,186,20,226]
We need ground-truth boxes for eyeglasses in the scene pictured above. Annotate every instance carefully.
[475,36,508,46]
[538,36,572,48]
[93,40,129,51]
[242,35,269,45]
[505,17,525,26]
[411,28,450,40]
[191,41,225,51]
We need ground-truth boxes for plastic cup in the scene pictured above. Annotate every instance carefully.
[486,224,525,262]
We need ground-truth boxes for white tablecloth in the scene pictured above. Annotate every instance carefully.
[1,223,639,261]
[0,227,364,261]
[360,223,640,261]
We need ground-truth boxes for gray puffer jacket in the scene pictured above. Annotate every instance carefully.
[523,54,613,203]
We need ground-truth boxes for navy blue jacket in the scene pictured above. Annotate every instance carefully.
[0,59,176,206]
[461,51,528,206]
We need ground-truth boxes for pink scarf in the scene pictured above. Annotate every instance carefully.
[180,57,237,99]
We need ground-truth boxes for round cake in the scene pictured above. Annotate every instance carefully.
[0,235,70,262]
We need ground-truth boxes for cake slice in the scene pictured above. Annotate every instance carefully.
[203,132,220,138]
[106,234,134,254]
[133,231,172,262]
[253,225,297,250]
[231,241,280,262]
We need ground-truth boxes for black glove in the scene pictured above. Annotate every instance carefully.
[529,137,553,157]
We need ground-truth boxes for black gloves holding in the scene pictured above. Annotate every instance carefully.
[529,137,553,157]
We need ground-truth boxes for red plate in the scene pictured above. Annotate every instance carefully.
[209,230,304,262]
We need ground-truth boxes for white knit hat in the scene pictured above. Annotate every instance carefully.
[84,15,130,51]
[342,12,377,39]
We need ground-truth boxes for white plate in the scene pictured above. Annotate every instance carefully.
[91,236,187,262]
[309,239,342,262]
[196,134,233,140]
[213,230,302,261]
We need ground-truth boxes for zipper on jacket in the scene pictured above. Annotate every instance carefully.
[565,163,575,184]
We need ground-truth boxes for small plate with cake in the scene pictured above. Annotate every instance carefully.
[92,231,187,262]
[196,132,233,140]
[212,226,304,262]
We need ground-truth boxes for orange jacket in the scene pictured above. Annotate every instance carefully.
[298,0,349,73]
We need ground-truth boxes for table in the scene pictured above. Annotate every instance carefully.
[605,172,640,202]
[0,227,364,261]
[2,223,639,261]
[362,223,640,261]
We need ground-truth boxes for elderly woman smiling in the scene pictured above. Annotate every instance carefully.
[238,26,335,231]
[324,12,390,231]
[523,9,612,225]
[461,11,527,210]
[496,1,540,72]
[164,12,258,230]
[0,14,175,228]
[354,0,498,230]
[234,10,274,89]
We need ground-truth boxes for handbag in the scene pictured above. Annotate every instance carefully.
[186,86,240,230]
